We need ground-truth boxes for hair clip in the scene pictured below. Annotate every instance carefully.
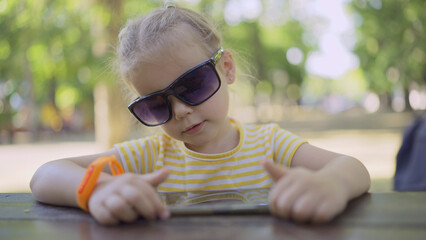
[164,0,176,9]
[118,26,128,41]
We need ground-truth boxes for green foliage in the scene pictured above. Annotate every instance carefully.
[1,0,313,135]
[350,0,425,94]
[2,0,420,136]
[0,0,116,133]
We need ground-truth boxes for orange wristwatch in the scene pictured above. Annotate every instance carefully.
[76,155,124,212]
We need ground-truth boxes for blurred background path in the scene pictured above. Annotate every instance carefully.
[0,111,411,193]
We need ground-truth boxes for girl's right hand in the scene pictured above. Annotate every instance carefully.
[87,168,170,225]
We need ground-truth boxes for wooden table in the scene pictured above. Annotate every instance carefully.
[1,192,425,240]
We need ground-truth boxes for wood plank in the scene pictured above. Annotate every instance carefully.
[1,193,426,240]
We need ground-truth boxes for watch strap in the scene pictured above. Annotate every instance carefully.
[76,155,124,212]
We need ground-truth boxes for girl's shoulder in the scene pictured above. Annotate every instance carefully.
[239,121,302,142]
[239,121,283,134]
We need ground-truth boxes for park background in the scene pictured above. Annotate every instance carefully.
[0,0,425,192]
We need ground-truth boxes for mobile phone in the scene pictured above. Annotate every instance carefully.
[168,202,270,216]
[159,188,271,216]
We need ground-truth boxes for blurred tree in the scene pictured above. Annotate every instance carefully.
[0,0,325,144]
[350,0,426,110]
[0,0,98,141]
[260,20,308,104]
[92,0,128,149]
[217,0,310,107]
[93,0,160,149]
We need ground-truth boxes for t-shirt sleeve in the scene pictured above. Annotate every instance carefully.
[271,124,307,167]
[113,135,160,174]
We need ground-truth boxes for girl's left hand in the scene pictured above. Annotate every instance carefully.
[262,160,349,224]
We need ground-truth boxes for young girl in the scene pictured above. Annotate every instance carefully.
[30,4,370,225]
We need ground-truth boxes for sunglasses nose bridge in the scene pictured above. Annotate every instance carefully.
[168,95,193,120]
[165,87,193,106]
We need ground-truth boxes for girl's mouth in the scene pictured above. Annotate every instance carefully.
[183,121,206,135]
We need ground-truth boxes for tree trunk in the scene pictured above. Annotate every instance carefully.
[24,57,39,141]
[379,92,392,112]
[249,22,265,82]
[404,87,413,111]
[94,0,132,150]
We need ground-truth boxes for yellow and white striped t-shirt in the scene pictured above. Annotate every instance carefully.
[114,119,306,204]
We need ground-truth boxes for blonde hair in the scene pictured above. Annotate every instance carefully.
[117,5,222,85]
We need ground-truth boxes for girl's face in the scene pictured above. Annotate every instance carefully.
[130,41,236,153]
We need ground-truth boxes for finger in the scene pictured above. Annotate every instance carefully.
[314,199,347,224]
[311,202,338,224]
[140,168,170,187]
[143,187,170,220]
[290,192,320,223]
[269,172,296,204]
[92,206,119,225]
[125,182,168,220]
[104,194,139,223]
[119,184,158,220]
[273,184,308,219]
[269,178,295,218]
[261,159,289,182]
[135,189,166,219]
[136,195,157,220]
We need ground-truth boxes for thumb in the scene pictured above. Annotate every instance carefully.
[140,168,170,187]
[261,159,289,182]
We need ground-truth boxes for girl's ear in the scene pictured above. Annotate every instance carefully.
[221,50,236,84]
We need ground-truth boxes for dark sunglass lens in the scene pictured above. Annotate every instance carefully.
[174,64,220,104]
[132,95,169,125]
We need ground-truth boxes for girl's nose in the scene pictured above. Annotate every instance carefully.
[169,96,193,120]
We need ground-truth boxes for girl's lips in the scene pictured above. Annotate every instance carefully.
[183,121,205,135]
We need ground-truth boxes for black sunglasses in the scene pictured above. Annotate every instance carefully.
[128,47,224,126]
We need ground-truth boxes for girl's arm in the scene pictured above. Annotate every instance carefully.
[263,143,370,223]
[30,149,170,225]
[30,149,118,207]
[291,143,371,199]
